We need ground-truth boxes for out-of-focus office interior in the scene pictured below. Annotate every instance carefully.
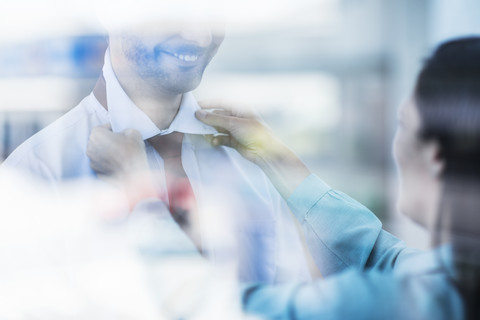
[0,0,479,249]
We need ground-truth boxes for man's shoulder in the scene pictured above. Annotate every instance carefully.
[2,93,107,180]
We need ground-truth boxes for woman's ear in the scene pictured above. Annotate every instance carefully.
[423,140,445,178]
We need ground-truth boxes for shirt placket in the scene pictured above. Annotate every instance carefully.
[180,135,208,253]
[145,142,168,202]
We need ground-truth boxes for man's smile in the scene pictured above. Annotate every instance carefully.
[171,52,199,62]
[154,44,206,66]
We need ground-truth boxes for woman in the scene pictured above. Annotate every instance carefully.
[87,37,480,319]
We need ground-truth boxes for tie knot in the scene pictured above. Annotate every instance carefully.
[148,131,184,159]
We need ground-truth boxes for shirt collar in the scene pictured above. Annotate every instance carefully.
[102,48,217,140]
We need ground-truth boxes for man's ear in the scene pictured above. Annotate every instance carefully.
[423,140,445,178]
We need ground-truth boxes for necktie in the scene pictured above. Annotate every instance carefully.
[148,132,201,246]
[93,75,201,248]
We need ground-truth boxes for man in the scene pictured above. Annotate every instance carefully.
[1,2,310,283]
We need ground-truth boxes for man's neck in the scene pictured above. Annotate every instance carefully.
[110,50,182,130]
[122,77,182,130]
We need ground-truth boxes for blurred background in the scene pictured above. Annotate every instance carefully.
[0,0,479,249]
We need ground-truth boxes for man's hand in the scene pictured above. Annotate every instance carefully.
[87,125,149,178]
[87,125,160,209]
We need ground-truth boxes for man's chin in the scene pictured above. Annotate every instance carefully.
[140,76,200,95]
[165,77,202,95]
[166,82,200,95]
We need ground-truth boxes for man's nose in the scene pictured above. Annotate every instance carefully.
[180,21,213,47]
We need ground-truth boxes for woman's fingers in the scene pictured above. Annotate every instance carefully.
[195,110,239,132]
[210,133,233,148]
[198,100,256,118]
[197,101,234,114]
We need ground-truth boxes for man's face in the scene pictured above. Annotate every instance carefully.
[110,14,225,95]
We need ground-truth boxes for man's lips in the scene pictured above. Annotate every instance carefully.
[154,45,206,64]
[165,51,199,62]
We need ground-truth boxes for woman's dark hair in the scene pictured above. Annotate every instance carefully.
[415,37,480,179]
[414,37,480,319]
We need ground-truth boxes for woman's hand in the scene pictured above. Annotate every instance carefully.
[195,105,281,165]
[195,103,311,199]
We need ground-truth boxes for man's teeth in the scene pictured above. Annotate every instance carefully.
[173,53,198,62]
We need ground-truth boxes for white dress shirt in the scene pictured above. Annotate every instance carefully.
[2,49,311,283]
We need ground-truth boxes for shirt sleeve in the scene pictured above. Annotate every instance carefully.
[241,253,462,320]
[241,266,450,320]
[242,270,394,320]
[287,174,412,276]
